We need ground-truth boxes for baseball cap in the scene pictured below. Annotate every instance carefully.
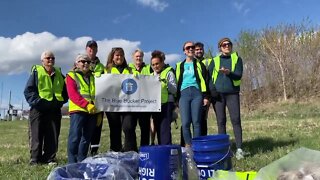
[86,40,98,47]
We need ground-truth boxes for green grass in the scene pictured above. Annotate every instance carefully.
[1,98,320,179]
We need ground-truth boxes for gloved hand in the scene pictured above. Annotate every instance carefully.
[86,103,96,114]
[96,113,103,126]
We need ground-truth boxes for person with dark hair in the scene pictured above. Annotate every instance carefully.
[66,54,97,163]
[85,40,104,156]
[208,37,245,159]
[150,50,177,145]
[176,41,210,147]
[24,50,68,165]
[105,47,137,152]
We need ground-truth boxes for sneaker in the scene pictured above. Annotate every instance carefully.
[47,161,57,166]
[29,160,38,166]
[235,148,245,160]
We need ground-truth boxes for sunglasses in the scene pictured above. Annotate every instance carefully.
[221,43,231,48]
[45,57,55,60]
[78,60,91,64]
[185,46,195,51]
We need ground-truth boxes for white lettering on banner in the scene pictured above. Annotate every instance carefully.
[139,167,155,178]
[199,169,215,179]
[95,74,161,112]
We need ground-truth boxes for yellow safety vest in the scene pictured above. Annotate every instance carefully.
[32,65,64,102]
[67,71,95,112]
[176,61,207,92]
[212,52,241,86]
[156,66,173,104]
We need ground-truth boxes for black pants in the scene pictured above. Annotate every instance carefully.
[152,102,173,145]
[106,112,136,152]
[28,107,61,163]
[215,93,242,148]
[132,112,151,146]
[90,112,103,156]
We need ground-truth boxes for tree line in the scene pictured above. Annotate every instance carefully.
[231,20,320,110]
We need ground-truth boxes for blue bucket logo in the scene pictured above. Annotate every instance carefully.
[139,152,149,161]
[121,78,137,95]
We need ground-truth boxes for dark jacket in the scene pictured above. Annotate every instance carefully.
[24,67,69,112]
[208,53,243,96]
[175,58,210,101]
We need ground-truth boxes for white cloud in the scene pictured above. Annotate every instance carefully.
[136,0,169,12]
[232,1,250,16]
[112,14,132,24]
[0,32,181,75]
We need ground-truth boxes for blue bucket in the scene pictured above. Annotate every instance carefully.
[139,145,182,180]
[192,134,232,179]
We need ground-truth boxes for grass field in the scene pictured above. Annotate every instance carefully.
[1,98,320,179]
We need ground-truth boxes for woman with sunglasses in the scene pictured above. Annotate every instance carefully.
[175,41,210,147]
[105,47,138,152]
[66,54,97,163]
[208,37,244,160]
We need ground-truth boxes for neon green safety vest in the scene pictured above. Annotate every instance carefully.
[202,58,213,69]
[175,61,207,92]
[93,62,105,77]
[156,66,173,104]
[128,63,151,75]
[104,66,139,75]
[32,65,64,102]
[212,52,241,86]
[67,71,95,112]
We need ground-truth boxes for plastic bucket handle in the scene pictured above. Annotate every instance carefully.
[196,146,230,168]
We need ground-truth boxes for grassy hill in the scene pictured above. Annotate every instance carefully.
[0,98,320,179]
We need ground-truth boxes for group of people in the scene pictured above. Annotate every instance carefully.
[24,37,245,166]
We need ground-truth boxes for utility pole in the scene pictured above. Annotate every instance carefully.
[8,90,12,121]
[20,100,24,120]
[0,82,2,120]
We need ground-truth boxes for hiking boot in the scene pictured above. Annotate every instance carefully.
[235,148,245,160]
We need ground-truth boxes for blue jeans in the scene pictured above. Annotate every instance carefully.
[68,112,96,163]
[179,86,202,145]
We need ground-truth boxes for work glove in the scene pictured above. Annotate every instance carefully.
[87,103,96,114]
[96,113,103,126]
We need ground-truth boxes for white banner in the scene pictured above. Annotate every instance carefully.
[95,74,161,112]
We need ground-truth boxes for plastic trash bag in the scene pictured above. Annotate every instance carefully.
[255,147,320,180]
[47,163,133,180]
[182,147,200,180]
[47,151,139,180]
[82,151,139,178]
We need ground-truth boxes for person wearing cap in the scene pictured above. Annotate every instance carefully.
[66,54,97,163]
[175,41,210,147]
[24,50,68,165]
[208,37,245,160]
[105,47,138,152]
[128,49,152,146]
[85,40,104,156]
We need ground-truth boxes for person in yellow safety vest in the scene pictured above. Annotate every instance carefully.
[128,49,152,146]
[180,42,213,147]
[150,50,177,145]
[66,54,97,163]
[24,50,68,165]
[175,41,210,147]
[85,40,104,156]
[104,47,138,152]
[207,37,245,160]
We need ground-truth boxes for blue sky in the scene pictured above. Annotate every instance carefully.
[0,0,319,117]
